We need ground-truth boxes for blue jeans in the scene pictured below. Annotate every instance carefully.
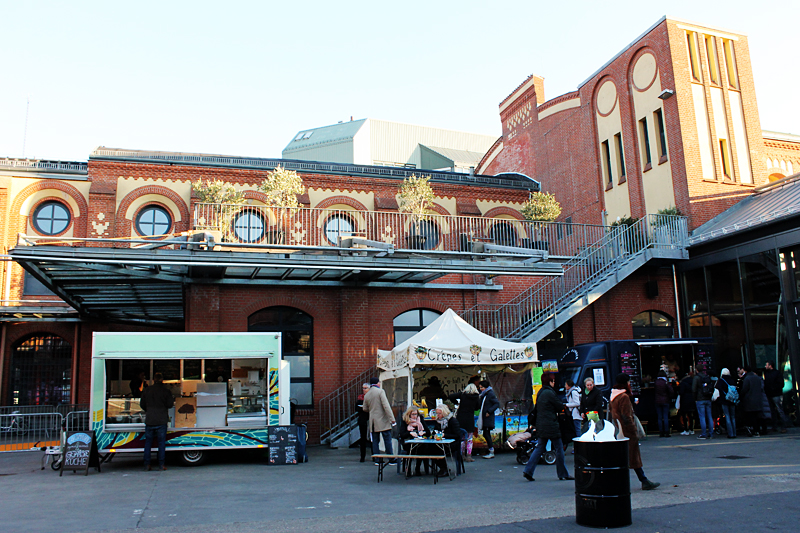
[721,403,736,437]
[371,430,393,456]
[573,419,582,440]
[696,400,713,437]
[523,437,569,479]
[656,404,670,434]
[144,424,167,467]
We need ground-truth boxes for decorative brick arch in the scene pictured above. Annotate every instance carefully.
[428,202,451,217]
[627,46,660,93]
[9,180,89,242]
[386,299,450,320]
[483,206,524,220]
[241,296,318,320]
[242,190,269,203]
[314,195,369,212]
[593,75,619,118]
[117,185,191,237]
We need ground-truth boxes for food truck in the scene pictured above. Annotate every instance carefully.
[91,332,290,465]
[557,338,715,431]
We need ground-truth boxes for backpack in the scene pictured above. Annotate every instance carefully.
[700,374,714,400]
[723,380,740,404]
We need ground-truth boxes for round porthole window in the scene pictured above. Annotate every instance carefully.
[324,214,354,245]
[233,210,265,243]
[32,201,71,235]
[135,205,172,237]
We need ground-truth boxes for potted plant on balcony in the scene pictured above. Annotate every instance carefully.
[191,179,247,241]
[520,191,561,251]
[398,174,435,250]
[653,206,686,247]
[257,166,306,244]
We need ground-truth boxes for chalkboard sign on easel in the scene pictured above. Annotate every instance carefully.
[60,431,101,476]
[620,352,642,395]
[268,425,298,465]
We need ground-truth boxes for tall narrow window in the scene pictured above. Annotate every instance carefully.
[654,109,668,162]
[719,139,732,178]
[722,39,739,89]
[639,117,652,169]
[614,133,626,180]
[686,32,702,81]
[601,140,612,186]
[704,35,720,85]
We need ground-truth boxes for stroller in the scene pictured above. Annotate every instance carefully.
[511,429,557,465]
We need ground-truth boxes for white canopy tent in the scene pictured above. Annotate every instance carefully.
[376,309,538,409]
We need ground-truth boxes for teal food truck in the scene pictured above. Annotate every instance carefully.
[91,332,290,465]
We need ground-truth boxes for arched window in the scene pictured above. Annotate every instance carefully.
[324,214,354,245]
[490,221,518,247]
[135,205,172,237]
[8,334,72,405]
[233,209,265,242]
[632,311,674,339]
[249,307,313,408]
[393,308,441,346]
[32,201,71,235]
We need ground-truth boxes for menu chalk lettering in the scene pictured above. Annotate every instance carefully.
[60,431,101,476]
[268,425,298,465]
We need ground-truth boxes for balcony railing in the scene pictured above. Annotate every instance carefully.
[193,203,609,256]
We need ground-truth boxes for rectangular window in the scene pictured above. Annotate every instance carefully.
[614,133,626,179]
[654,109,668,161]
[686,31,702,81]
[601,140,613,185]
[719,139,732,178]
[704,35,720,85]
[565,216,573,236]
[639,117,652,169]
[722,39,739,89]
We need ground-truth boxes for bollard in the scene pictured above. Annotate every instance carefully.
[573,438,632,528]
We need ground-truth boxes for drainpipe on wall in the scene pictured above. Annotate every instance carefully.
[673,265,683,338]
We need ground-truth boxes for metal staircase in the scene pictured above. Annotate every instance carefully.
[319,366,378,446]
[462,215,688,343]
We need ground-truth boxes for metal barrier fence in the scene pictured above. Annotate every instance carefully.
[193,204,609,257]
[0,405,90,452]
[0,412,63,451]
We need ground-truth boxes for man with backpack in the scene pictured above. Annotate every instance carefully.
[692,367,715,439]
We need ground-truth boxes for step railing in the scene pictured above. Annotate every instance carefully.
[318,367,379,444]
[463,215,687,341]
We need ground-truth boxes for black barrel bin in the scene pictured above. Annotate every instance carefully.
[573,438,632,528]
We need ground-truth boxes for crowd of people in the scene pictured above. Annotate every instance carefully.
[355,363,792,484]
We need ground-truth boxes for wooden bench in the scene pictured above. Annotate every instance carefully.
[372,454,446,483]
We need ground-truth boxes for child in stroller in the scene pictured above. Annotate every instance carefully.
[507,428,557,465]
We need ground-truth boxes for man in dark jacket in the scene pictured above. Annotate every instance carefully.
[140,372,174,471]
[740,367,767,437]
[764,361,788,433]
[522,372,572,482]
[477,380,500,458]
[692,368,714,439]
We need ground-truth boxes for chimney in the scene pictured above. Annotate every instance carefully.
[532,75,545,105]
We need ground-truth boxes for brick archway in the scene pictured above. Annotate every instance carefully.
[483,206,524,220]
[9,181,89,244]
[117,186,190,237]
[314,195,369,212]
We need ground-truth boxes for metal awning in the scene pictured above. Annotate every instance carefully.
[10,244,563,326]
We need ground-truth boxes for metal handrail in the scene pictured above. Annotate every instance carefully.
[193,203,608,256]
[0,159,87,173]
[318,367,378,444]
[463,215,688,341]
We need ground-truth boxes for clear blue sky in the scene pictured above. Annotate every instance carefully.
[1,1,797,162]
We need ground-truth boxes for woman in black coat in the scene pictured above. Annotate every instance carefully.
[580,377,604,432]
[449,383,480,461]
[433,405,462,476]
[477,380,500,458]
[521,372,572,481]
[355,383,371,462]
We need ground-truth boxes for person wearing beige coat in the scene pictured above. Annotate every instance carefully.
[363,377,396,458]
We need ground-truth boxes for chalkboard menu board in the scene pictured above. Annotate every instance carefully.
[619,352,642,395]
[60,431,101,476]
[268,426,298,465]
[696,350,713,375]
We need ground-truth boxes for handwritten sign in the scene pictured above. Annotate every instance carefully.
[620,352,642,395]
[60,431,101,476]
[268,426,298,465]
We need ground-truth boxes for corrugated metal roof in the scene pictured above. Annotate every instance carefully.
[689,174,800,245]
[282,119,367,153]
[420,145,486,167]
